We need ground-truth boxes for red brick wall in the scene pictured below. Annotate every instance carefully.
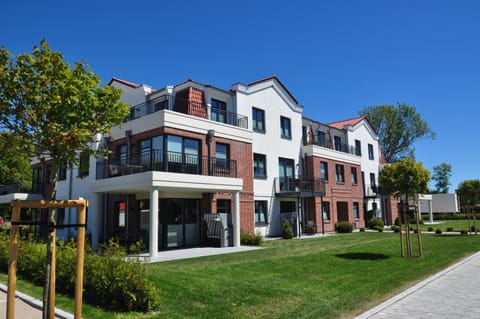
[306,155,364,232]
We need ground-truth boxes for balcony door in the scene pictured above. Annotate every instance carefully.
[279,158,295,191]
[162,199,200,249]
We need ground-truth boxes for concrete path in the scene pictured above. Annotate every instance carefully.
[0,284,73,319]
[355,252,480,319]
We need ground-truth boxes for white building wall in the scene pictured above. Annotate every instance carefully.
[234,79,304,236]
[345,120,382,215]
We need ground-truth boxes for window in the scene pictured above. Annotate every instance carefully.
[353,202,360,219]
[252,107,265,133]
[255,200,268,225]
[355,140,362,156]
[334,136,342,151]
[336,164,345,183]
[280,116,291,139]
[78,151,89,178]
[215,143,229,173]
[279,158,295,191]
[320,161,328,181]
[370,173,376,187]
[211,99,227,123]
[58,162,67,181]
[318,131,326,147]
[368,144,374,160]
[140,135,163,169]
[167,135,200,174]
[217,199,231,214]
[254,153,267,179]
[280,201,296,213]
[322,201,330,220]
[351,167,358,185]
[117,144,127,165]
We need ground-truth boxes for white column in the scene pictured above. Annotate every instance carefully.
[429,199,433,223]
[150,188,159,258]
[89,193,101,249]
[233,191,241,247]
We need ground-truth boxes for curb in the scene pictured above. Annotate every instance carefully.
[0,283,74,319]
[354,251,480,318]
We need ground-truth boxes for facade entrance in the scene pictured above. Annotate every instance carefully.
[161,198,200,249]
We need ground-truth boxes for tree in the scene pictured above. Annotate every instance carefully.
[0,132,32,191]
[0,40,130,317]
[379,158,430,258]
[432,163,452,193]
[456,180,480,235]
[359,103,435,163]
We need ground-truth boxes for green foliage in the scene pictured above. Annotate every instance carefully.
[446,227,454,232]
[435,229,442,234]
[470,225,478,233]
[391,225,400,233]
[368,217,384,231]
[432,163,452,193]
[428,227,434,232]
[394,216,400,226]
[379,158,431,197]
[240,230,264,246]
[359,103,435,163]
[456,180,480,206]
[335,221,353,233]
[282,219,294,239]
[0,234,160,312]
[460,230,468,235]
[0,40,130,191]
[359,227,365,232]
[0,132,32,191]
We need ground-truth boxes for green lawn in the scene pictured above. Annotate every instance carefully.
[2,232,479,319]
[419,219,478,232]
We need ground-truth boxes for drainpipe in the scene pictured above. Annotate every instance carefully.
[207,130,215,213]
[321,196,325,235]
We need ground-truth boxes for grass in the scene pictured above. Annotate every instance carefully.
[2,232,479,318]
[419,219,479,232]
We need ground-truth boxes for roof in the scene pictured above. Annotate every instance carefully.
[328,116,366,130]
[108,77,140,89]
[247,76,299,104]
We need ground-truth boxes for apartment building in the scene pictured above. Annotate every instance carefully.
[29,75,387,255]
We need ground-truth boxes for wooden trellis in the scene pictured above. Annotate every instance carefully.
[7,199,88,319]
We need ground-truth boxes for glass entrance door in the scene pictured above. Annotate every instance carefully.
[166,199,184,248]
[162,199,200,249]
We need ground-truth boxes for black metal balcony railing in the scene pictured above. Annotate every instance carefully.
[96,150,237,180]
[274,176,326,195]
[364,184,378,197]
[124,95,248,129]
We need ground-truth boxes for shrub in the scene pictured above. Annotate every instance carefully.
[0,235,160,312]
[282,219,294,239]
[391,225,400,233]
[394,217,400,226]
[460,229,468,235]
[336,221,353,233]
[368,217,384,231]
[378,228,384,232]
[427,227,434,232]
[446,227,454,232]
[470,225,478,233]
[435,229,442,234]
[359,227,365,232]
[241,230,263,246]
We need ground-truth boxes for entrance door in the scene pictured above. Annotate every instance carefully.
[337,202,349,222]
[162,199,200,249]
[166,199,184,248]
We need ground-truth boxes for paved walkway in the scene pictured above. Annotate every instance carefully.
[355,252,480,319]
[0,284,72,319]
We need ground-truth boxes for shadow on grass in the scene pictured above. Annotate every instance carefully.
[335,252,390,260]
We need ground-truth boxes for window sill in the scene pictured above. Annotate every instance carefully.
[254,176,268,180]
[255,223,268,227]
[281,136,292,140]
[253,129,266,134]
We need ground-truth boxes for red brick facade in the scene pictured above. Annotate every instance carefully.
[305,155,364,232]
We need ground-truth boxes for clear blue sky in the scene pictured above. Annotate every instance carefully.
[1,0,479,191]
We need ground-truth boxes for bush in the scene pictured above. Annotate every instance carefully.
[435,229,442,234]
[391,225,400,233]
[336,221,353,233]
[394,217,400,226]
[446,227,454,232]
[368,217,384,231]
[460,229,468,235]
[241,230,263,246]
[427,227,434,232]
[359,227,365,232]
[0,235,160,312]
[282,219,294,239]
[470,225,478,233]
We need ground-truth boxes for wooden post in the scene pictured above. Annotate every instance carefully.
[74,201,87,319]
[48,228,56,319]
[415,203,423,257]
[398,202,404,257]
[7,204,21,319]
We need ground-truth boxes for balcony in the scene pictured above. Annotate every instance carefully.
[96,150,237,180]
[303,135,360,156]
[364,184,378,198]
[274,176,325,197]
[124,95,248,129]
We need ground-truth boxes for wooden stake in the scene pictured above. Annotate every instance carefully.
[74,202,87,319]
[7,205,21,319]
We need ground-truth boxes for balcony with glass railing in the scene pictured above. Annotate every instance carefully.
[274,176,325,197]
[96,149,237,180]
[124,95,248,129]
